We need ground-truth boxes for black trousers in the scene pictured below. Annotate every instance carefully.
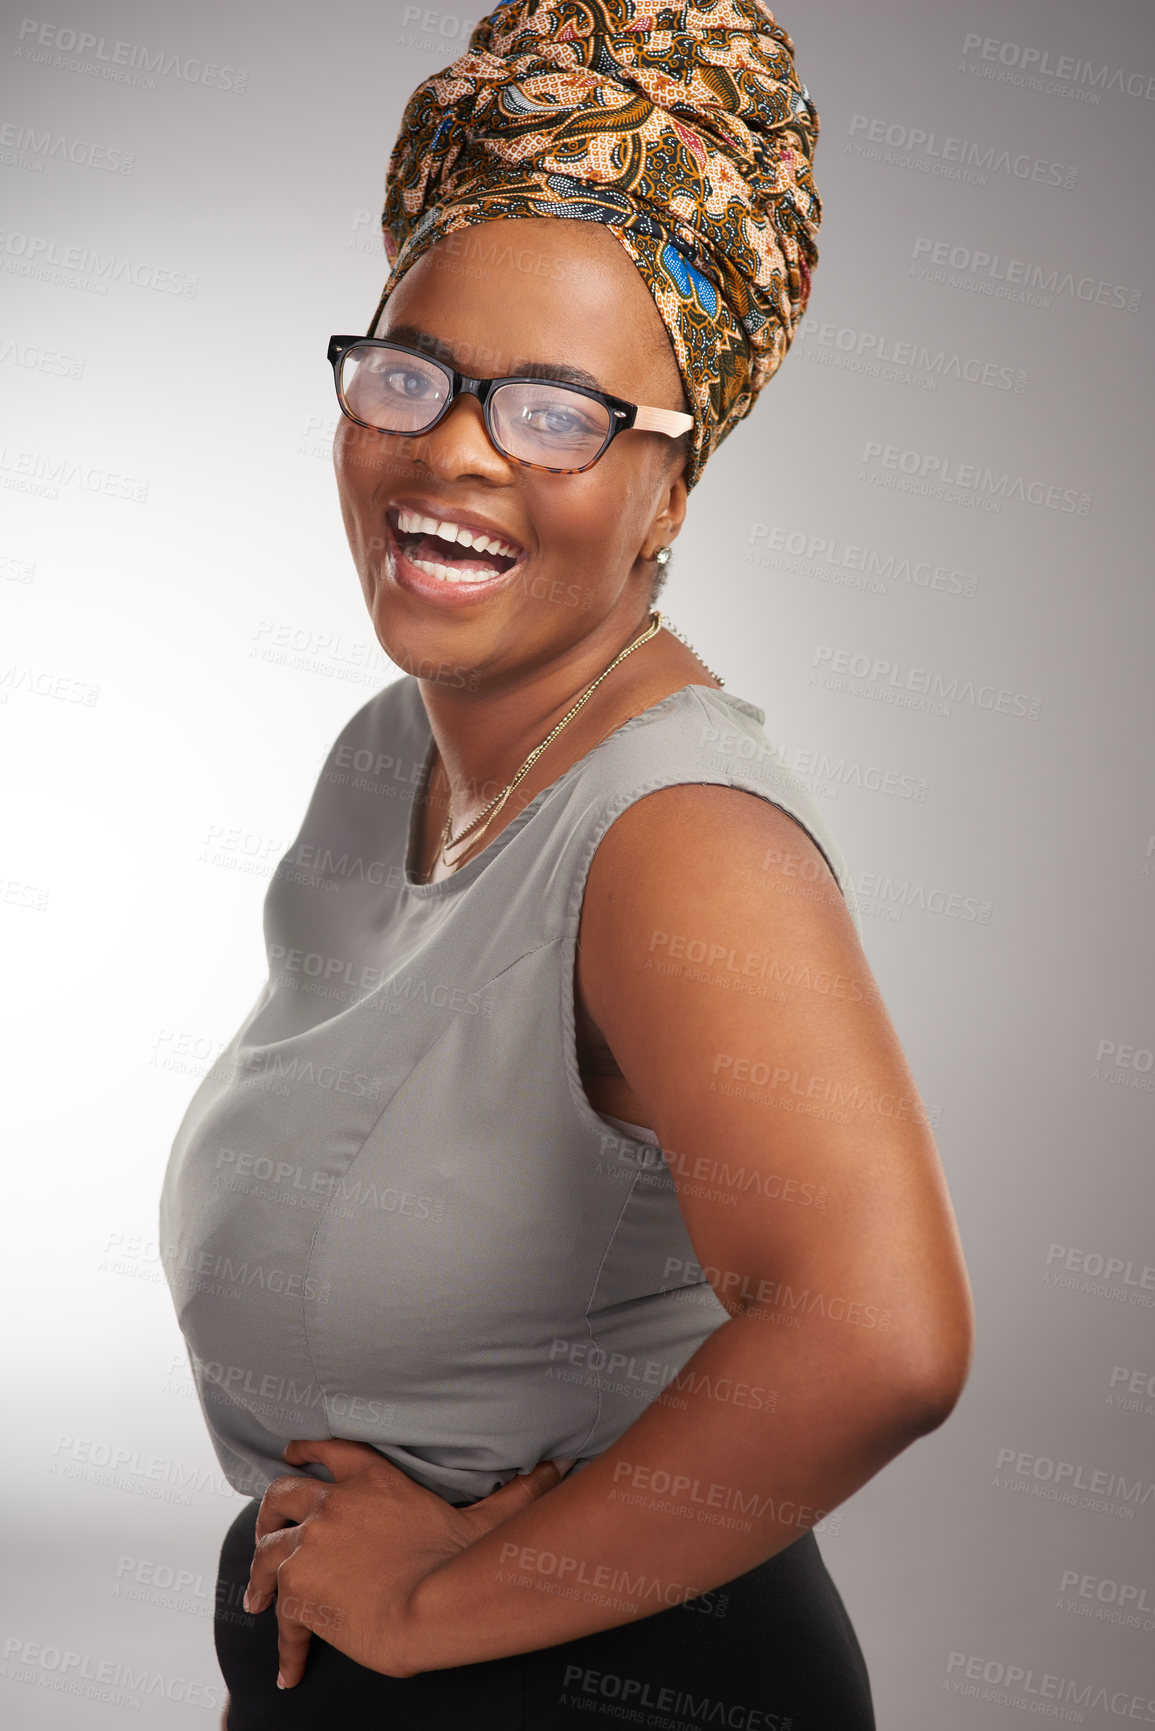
[215,1495,875,1729]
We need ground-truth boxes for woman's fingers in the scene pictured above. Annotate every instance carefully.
[283,1436,383,1476]
[243,1524,297,1614]
[253,1472,326,1541]
[240,1440,562,1686]
[463,1458,574,1534]
[273,1580,316,1691]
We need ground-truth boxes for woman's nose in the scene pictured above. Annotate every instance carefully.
[407,391,511,480]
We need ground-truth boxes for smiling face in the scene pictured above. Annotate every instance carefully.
[334,217,690,687]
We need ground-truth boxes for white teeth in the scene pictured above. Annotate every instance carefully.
[406,554,506,585]
[395,506,519,559]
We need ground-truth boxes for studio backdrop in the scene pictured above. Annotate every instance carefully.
[2,0,1152,1725]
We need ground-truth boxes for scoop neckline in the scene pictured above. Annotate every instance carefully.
[402,679,742,899]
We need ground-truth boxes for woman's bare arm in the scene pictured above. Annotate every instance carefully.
[396,783,974,1672]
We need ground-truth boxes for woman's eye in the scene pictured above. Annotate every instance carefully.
[524,403,594,437]
[382,368,437,399]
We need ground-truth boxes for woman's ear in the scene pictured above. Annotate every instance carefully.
[660,460,689,538]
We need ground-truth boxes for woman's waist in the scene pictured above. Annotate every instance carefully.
[191,1295,732,1506]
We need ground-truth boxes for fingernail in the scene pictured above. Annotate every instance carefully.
[551,1457,576,1478]
[276,1671,286,1690]
[242,1589,253,1613]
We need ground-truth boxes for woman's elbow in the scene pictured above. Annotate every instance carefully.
[890,1296,976,1435]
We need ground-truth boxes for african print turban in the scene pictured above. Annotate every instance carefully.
[370,0,821,490]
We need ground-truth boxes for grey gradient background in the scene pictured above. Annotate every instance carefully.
[2,0,1153,1723]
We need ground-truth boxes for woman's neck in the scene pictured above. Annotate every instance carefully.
[409,625,722,883]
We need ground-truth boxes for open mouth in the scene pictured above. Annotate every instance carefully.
[387,507,524,586]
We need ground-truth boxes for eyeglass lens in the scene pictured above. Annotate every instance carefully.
[338,344,613,467]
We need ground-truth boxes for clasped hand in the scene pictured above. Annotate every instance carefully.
[243,1438,570,1686]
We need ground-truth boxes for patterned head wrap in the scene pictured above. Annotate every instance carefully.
[370,0,821,489]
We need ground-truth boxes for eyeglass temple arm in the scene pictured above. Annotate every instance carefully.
[631,405,694,437]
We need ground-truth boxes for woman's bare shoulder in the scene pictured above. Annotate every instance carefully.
[581,780,859,958]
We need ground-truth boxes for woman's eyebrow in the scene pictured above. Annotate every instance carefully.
[380,323,605,391]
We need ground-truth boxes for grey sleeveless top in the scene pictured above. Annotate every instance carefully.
[159,676,861,1505]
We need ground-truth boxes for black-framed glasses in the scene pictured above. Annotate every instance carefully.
[327,336,693,475]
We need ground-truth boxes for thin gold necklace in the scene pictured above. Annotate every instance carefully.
[435,608,724,869]
[438,608,658,867]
